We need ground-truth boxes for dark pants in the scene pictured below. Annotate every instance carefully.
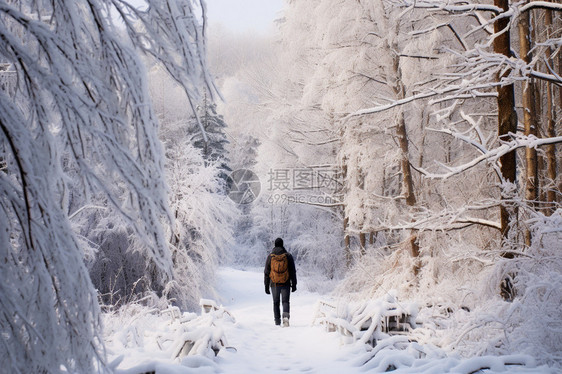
[271,284,290,325]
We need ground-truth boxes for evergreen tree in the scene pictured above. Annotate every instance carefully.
[192,92,230,171]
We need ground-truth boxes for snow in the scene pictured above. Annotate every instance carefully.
[214,268,367,374]
[104,267,557,374]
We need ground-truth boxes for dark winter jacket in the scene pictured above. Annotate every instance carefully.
[264,246,297,288]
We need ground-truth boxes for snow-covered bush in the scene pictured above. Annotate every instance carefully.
[446,209,562,368]
[103,299,234,373]
[88,220,163,307]
[314,293,546,373]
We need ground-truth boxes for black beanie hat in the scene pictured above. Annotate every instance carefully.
[275,237,283,247]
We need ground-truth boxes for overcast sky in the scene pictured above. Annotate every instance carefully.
[205,0,283,34]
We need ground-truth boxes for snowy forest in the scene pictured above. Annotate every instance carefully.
[1,0,561,373]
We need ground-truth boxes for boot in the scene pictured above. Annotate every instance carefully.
[282,312,290,327]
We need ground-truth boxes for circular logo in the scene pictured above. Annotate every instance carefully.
[226,169,261,204]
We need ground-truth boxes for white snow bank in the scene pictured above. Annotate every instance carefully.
[103,299,234,373]
[313,292,554,373]
[313,296,418,346]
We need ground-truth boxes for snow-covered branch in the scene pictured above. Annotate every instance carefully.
[417,134,562,180]
[364,200,502,232]
[519,1,562,12]
[401,0,502,14]
[410,23,468,51]
[348,81,503,117]
[349,43,561,119]
[402,0,562,15]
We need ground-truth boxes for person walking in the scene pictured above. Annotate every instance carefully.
[264,237,297,327]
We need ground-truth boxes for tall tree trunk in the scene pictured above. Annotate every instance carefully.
[545,5,558,215]
[396,110,420,275]
[518,2,538,246]
[493,0,518,247]
[359,232,366,255]
[344,216,351,265]
[396,111,417,207]
[370,0,420,276]
[341,157,352,266]
[493,0,518,301]
[559,14,562,200]
[393,61,420,276]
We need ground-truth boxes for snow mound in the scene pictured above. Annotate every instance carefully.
[103,300,235,373]
[314,295,553,373]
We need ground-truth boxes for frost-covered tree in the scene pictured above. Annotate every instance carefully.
[146,59,237,309]
[0,0,212,372]
[193,92,229,166]
[162,126,237,310]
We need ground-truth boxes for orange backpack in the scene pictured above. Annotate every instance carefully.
[270,253,289,284]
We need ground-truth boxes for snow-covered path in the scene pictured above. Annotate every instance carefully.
[215,267,364,373]
[107,268,556,374]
